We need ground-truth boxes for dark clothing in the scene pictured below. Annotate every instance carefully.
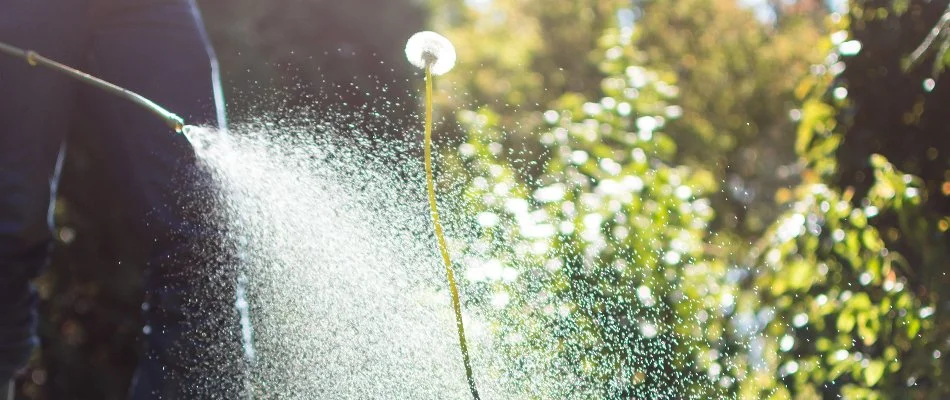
[0,0,247,398]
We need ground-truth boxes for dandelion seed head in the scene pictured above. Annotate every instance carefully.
[405,31,457,75]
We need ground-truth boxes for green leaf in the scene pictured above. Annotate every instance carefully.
[861,228,880,252]
[837,312,856,333]
[857,312,879,346]
[907,318,921,338]
[851,293,871,309]
[828,358,853,380]
[842,384,877,399]
[893,0,909,14]
[869,153,889,169]
[864,360,885,386]
[796,101,833,154]
[784,260,816,291]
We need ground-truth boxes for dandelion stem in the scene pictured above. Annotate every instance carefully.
[424,65,480,400]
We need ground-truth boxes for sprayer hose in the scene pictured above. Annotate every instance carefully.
[0,40,184,132]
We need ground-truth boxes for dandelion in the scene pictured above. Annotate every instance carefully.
[405,31,457,76]
[406,32,479,399]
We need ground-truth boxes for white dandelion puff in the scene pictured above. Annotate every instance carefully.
[405,31,457,76]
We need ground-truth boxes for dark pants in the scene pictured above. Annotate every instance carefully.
[0,0,247,398]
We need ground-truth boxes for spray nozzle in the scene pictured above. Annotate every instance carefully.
[162,110,186,133]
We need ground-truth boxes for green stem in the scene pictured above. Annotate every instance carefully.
[424,65,480,400]
[0,40,185,132]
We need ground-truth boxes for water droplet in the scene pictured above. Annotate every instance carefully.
[839,40,862,56]
[780,361,799,376]
[831,30,849,45]
[477,212,500,228]
[570,150,589,165]
[640,322,658,338]
[833,86,848,100]
[779,335,795,351]
[792,313,809,327]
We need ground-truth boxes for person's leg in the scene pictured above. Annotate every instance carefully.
[0,0,91,388]
[82,1,245,398]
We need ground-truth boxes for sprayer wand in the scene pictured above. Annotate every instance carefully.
[0,40,185,132]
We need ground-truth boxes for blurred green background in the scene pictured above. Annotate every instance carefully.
[16,0,950,398]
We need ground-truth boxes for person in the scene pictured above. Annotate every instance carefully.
[0,0,248,398]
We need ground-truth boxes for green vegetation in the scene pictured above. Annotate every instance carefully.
[451,21,738,398]
[432,0,950,398]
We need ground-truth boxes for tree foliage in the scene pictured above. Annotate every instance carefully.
[753,1,950,397]
[636,0,826,235]
[437,0,950,398]
[453,24,739,397]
